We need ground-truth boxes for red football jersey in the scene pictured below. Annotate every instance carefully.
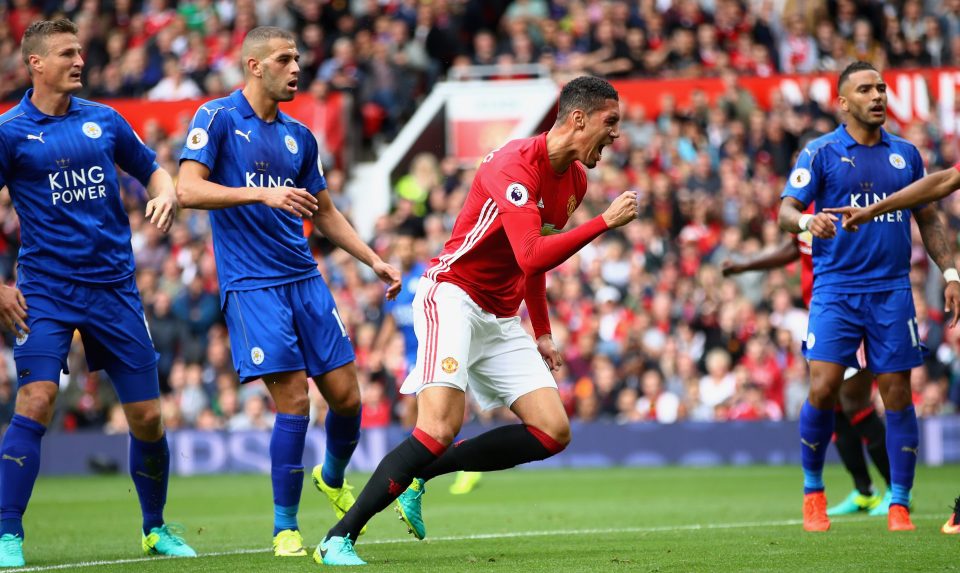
[426,133,599,319]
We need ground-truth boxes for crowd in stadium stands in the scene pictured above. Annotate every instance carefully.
[0,0,959,432]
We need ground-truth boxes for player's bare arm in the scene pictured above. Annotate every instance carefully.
[722,238,801,276]
[311,190,402,300]
[913,205,960,327]
[176,159,318,217]
[778,197,837,238]
[0,285,28,334]
[143,167,178,233]
[825,167,960,231]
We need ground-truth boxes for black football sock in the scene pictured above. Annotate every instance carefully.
[833,410,873,496]
[326,429,445,542]
[850,407,892,487]
[420,424,565,482]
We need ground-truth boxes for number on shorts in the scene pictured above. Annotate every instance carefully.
[907,317,919,347]
[332,308,348,337]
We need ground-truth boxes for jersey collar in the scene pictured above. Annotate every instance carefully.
[837,123,892,148]
[228,89,289,124]
[20,89,82,122]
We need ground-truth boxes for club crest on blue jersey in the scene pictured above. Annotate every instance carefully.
[889,153,906,169]
[81,122,102,139]
[284,135,298,154]
[251,346,265,365]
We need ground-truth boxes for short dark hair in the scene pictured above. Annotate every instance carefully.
[241,26,297,60]
[556,76,619,121]
[838,60,878,92]
[21,19,78,67]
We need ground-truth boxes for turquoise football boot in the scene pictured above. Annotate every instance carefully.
[142,524,197,557]
[313,535,366,566]
[395,477,426,540]
[826,489,881,516]
[0,533,24,567]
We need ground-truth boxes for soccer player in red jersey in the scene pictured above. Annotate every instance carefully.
[315,76,639,565]
[723,207,894,517]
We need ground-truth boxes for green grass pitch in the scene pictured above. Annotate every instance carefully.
[9,465,959,572]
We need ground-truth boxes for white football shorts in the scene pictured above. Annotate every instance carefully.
[400,277,557,410]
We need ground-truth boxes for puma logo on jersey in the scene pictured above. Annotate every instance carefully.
[901,446,919,456]
[2,454,26,467]
[840,156,856,168]
[235,130,252,142]
[800,438,819,452]
[26,132,44,144]
[200,105,215,115]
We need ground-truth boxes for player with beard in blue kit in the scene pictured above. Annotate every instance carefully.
[176,26,401,558]
[0,19,195,567]
[778,60,960,533]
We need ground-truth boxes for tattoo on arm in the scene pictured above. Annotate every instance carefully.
[916,206,955,272]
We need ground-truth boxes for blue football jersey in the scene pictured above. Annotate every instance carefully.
[383,262,426,362]
[0,90,159,284]
[781,125,923,294]
[178,90,327,301]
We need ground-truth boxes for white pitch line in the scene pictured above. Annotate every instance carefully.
[5,513,942,572]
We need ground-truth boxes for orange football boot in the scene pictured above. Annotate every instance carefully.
[941,497,960,534]
[803,492,831,532]
[888,504,915,532]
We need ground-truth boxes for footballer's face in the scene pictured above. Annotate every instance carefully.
[839,69,887,129]
[259,38,300,102]
[575,98,620,168]
[33,33,84,94]
[393,235,415,268]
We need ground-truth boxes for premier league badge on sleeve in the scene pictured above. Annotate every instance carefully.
[506,183,528,207]
[186,127,208,150]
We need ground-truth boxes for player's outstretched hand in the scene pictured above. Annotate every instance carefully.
[0,285,28,335]
[822,206,869,232]
[602,191,639,229]
[145,191,178,233]
[721,260,742,277]
[536,334,562,372]
[946,281,960,328]
[261,187,319,218]
[373,260,402,300]
[807,212,840,238]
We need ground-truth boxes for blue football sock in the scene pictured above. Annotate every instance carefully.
[800,401,834,494]
[0,415,45,538]
[885,406,918,507]
[271,413,309,535]
[129,433,170,535]
[321,408,362,489]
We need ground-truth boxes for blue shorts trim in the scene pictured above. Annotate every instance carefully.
[224,276,356,383]
[805,289,923,374]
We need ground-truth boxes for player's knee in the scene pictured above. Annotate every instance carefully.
[276,392,311,416]
[128,405,163,440]
[328,387,361,417]
[545,421,571,449]
[15,383,57,424]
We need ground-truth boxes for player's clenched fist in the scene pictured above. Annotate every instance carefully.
[259,186,319,218]
[602,191,639,228]
[807,212,839,239]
